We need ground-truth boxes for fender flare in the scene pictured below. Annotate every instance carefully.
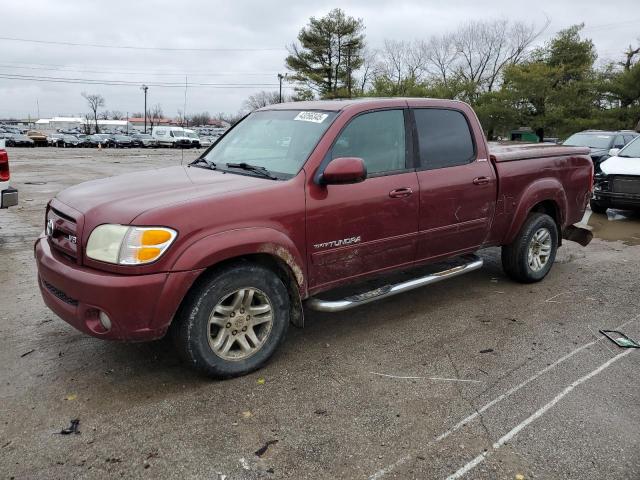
[170,227,307,296]
[503,178,568,245]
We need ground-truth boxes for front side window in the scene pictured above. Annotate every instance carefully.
[332,109,406,174]
[204,109,337,176]
[414,108,475,170]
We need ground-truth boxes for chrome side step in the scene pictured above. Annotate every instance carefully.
[306,254,484,313]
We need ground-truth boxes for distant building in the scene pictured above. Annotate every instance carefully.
[128,117,175,130]
[33,117,133,132]
[35,117,85,131]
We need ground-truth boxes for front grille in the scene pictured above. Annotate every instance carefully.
[612,176,640,195]
[42,280,78,306]
[47,207,79,261]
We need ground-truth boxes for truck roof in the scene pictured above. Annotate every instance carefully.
[259,97,468,112]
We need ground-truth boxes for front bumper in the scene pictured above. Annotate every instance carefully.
[35,237,203,341]
[593,191,640,209]
[1,185,18,208]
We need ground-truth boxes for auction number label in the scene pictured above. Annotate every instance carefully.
[294,111,329,123]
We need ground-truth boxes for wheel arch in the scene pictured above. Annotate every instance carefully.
[503,178,567,245]
[170,228,307,327]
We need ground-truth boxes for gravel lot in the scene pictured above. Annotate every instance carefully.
[1,147,639,480]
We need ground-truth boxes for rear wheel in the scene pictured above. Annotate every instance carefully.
[590,199,609,214]
[502,213,558,283]
[172,264,290,378]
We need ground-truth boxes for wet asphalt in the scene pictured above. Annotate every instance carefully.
[1,147,639,480]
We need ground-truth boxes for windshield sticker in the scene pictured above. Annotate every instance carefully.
[294,111,329,123]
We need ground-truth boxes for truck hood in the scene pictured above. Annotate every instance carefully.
[56,165,271,223]
[600,156,640,176]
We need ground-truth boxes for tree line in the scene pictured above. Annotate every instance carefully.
[277,8,640,140]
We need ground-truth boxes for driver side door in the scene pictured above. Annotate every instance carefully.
[305,109,419,291]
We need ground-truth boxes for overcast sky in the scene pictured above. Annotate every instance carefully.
[0,0,638,120]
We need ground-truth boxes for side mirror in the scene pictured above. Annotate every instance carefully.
[608,148,621,157]
[320,157,367,185]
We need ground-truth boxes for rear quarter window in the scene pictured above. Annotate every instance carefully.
[413,109,475,170]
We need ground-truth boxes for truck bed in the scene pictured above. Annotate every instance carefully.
[488,142,590,162]
[485,142,593,246]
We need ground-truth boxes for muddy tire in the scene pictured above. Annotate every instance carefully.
[590,199,608,214]
[501,213,558,284]
[172,263,290,379]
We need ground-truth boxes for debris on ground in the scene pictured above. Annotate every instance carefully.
[257,378,266,385]
[20,349,35,358]
[241,411,253,418]
[255,440,278,457]
[314,409,328,415]
[479,348,494,353]
[59,419,81,435]
[65,394,77,401]
[600,330,640,348]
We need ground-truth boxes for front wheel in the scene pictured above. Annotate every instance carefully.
[501,213,558,283]
[172,264,290,378]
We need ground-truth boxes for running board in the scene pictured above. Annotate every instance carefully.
[306,254,484,313]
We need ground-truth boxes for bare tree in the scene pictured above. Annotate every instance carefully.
[453,18,548,94]
[83,114,92,134]
[111,110,124,120]
[242,91,282,112]
[98,110,110,120]
[421,34,459,85]
[355,47,378,94]
[188,112,212,126]
[82,92,105,133]
[146,104,163,130]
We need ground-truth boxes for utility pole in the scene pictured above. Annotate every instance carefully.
[277,73,286,103]
[141,84,149,133]
[126,111,129,135]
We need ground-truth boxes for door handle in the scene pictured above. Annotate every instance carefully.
[389,187,413,198]
[472,176,490,185]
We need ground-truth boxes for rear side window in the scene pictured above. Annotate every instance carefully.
[413,109,475,169]
[332,109,406,175]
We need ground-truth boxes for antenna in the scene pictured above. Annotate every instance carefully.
[181,75,188,165]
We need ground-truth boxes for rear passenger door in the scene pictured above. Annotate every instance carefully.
[411,107,496,262]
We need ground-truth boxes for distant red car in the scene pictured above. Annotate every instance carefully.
[35,98,593,378]
[1,145,18,208]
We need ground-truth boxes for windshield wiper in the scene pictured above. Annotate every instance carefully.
[189,157,217,170]
[225,162,278,180]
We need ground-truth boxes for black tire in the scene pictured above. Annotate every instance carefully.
[501,212,558,283]
[172,263,290,378]
[590,199,608,214]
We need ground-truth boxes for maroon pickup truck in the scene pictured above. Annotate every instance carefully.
[35,98,593,378]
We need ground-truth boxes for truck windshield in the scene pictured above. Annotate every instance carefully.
[203,110,337,177]
[563,133,612,149]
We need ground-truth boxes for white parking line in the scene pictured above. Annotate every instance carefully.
[434,340,596,442]
[368,316,638,480]
[446,348,633,479]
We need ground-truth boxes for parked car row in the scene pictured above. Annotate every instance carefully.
[0,124,225,149]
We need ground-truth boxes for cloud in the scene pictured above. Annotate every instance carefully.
[0,0,637,118]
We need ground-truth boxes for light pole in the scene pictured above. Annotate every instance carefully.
[277,73,287,103]
[141,84,149,133]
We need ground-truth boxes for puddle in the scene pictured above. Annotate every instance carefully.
[579,209,640,246]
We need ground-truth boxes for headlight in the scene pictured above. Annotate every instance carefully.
[86,225,177,265]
